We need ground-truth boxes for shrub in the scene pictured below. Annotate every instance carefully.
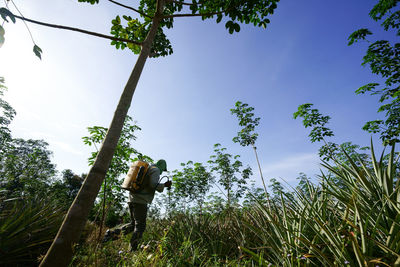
[0,193,64,266]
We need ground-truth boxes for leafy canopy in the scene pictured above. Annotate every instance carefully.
[293,103,373,166]
[293,103,334,143]
[78,0,280,57]
[82,116,152,216]
[230,101,260,147]
[208,143,252,205]
[348,0,400,145]
[172,161,214,210]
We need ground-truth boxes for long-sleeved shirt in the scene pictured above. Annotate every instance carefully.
[129,164,165,204]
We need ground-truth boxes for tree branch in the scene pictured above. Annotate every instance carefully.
[154,0,165,19]
[171,0,208,5]
[107,0,153,19]
[13,15,143,46]
[172,0,195,5]
[162,10,225,19]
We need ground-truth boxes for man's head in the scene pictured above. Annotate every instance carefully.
[155,159,167,174]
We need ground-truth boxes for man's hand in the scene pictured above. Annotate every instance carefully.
[164,180,172,189]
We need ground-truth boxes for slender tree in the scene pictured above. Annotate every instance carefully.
[82,116,143,234]
[1,1,280,265]
[172,161,214,213]
[230,101,270,203]
[208,143,252,207]
[243,181,267,207]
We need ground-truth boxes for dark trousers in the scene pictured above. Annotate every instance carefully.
[128,202,148,251]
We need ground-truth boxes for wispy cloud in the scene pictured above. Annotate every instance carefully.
[262,153,321,183]
[51,141,84,156]
[13,128,56,140]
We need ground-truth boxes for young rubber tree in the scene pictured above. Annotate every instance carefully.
[230,101,270,202]
[1,1,281,265]
[243,181,268,207]
[293,104,383,188]
[347,0,400,146]
[172,160,214,213]
[208,143,252,207]
[82,116,143,236]
[293,103,336,158]
[268,177,284,202]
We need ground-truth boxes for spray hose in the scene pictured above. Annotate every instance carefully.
[158,175,171,188]
[159,175,172,212]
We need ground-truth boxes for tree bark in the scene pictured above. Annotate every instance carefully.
[39,5,163,267]
[252,144,271,208]
[97,177,108,242]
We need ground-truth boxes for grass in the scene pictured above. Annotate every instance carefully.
[2,142,398,266]
[71,142,400,266]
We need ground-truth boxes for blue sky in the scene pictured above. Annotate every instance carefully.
[0,0,393,190]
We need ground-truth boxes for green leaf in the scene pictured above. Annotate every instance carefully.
[132,44,141,54]
[355,83,380,94]
[260,21,267,29]
[382,10,400,35]
[123,15,131,21]
[348,28,373,45]
[0,8,16,23]
[233,23,240,32]
[33,44,42,60]
[369,0,397,21]
[77,0,99,4]
[216,14,222,23]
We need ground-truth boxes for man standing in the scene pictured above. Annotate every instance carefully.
[128,159,172,251]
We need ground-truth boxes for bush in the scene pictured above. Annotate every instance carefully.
[0,193,65,266]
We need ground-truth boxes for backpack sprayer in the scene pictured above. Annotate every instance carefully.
[121,161,150,193]
[122,161,171,194]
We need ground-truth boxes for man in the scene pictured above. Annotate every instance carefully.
[128,159,172,251]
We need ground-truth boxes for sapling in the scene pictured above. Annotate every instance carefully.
[172,161,214,213]
[230,101,270,202]
[293,104,377,188]
[82,116,147,239]
[208,143,252,208]
[293,104,372,164]
[293,103,337,160]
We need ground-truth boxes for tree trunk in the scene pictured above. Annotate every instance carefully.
[227,180,231,208]
[97,179,108,242]
[252,144,271,207]
[39,10,162,267]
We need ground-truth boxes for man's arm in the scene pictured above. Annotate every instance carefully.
[155,180,172,192]
[148,166,172,192]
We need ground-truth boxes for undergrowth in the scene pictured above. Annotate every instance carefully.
[71,144,400,266]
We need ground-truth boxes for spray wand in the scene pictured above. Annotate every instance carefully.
[160,175,172,214]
